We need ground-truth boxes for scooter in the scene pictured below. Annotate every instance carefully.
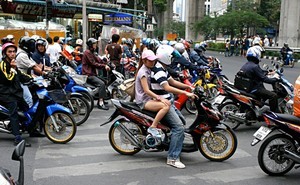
[0,140,25,185]
[0,76,77,144]
[100,86,237,162]
[251,111,300,176]
[279,50,295,68]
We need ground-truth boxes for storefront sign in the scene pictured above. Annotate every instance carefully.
[104,13,132,25]
[88,14,103,22]
[1,1,76,18]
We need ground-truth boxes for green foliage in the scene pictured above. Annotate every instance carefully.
[153,0,167,12]
[164,21,185,38]
[258,0,281,27]
[227,0,260,12]
[153,27,164,38]
[207,43,226,52]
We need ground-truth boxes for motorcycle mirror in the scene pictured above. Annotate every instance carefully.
[12,140,25,161]
[275,64,279,69]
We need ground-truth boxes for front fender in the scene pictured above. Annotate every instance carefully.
[71,85,89,93]
[46,104,72,116]
[203,83,216,89]
[70,92,83,98]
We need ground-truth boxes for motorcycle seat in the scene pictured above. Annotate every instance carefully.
[238,90,258,99]
[276,113,300,126]
[120,101,157,118]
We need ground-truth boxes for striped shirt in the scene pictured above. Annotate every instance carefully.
[150,62,172,100]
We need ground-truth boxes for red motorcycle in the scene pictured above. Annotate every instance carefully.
[101,87,237,161]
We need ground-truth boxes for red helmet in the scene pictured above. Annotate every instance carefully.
[2,42,17,56]
[182,40,191,49]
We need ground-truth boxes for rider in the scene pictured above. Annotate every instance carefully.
[190,43,210,67]
[32,38,52,70]
[280,43,293,64]
[82,38,110,110]
[0,43,32,146]
[151,45,197,169]
[237,46,279,112]
[73,39,83,65]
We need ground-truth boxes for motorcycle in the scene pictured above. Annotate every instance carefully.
[0,140,25,185]
[279,50,295,68]
[208,57,229,88]
[100,86,237,162]
[251,111,300,176]
[214,64,294,130]
[0,76,77,144]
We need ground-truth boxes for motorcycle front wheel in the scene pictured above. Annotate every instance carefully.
[44,111,77,144]
[80,91,94,112]
[197,127,237,162]
[109,120,142,155]
[63,96,90,126]
[258,134,296,176]
[185,99,197,114]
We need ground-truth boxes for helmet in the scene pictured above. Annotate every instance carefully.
[200,43,207,51]
[65,37,72,44]
[156,45,174,65]
[31,35,41,41]
[246,46,263,63]
[2,43,17,57]
[19,36,36,53]
[161,40,168,45]
[169,41,177,47]
[59,37,65,43]
[253,38,261,46]
[1,37,10,45]
[142,38,151,47]
[174,43,185,54]
[194,43,202,52]
[6,35,14,42]
[126,38,133,46]
[86,38,97,48]
[75,39,83,45]
[149,39,161,52]
[121,38,126,44]
[284,43,288,47]
[35,38,48,49]
[182,40,191,49]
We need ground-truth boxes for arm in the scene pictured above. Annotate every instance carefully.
[85,51,106,69]
[161,81,194,97]
[140,76,159,99]
[168,77,191,90]
[254,66,277,84]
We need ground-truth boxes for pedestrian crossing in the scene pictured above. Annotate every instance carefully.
[30,114,292,185]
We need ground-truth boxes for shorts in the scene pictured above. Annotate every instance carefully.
[137,102,147,110]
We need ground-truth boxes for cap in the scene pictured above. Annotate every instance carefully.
[142,49,158,61]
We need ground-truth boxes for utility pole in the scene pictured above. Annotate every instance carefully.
[83,0,87,51]
[147,0,153,37]
[133,0,137,28]
[45,0,52,38]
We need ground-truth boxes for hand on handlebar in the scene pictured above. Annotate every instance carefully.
[185,92,198,99]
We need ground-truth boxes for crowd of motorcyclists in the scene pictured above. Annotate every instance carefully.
[0,31,299,172]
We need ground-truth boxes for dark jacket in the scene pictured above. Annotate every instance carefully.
[32,51,51,67]
[0,60,32,103]
[82,50,106,76]
[189,50,208,66]
[239,60,277,91]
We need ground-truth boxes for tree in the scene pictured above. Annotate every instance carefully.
[258,0,281,27]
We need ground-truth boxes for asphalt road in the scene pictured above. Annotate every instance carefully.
[0,51,299,185]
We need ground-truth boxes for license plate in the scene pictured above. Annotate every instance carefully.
[253,126,272,141]
[214,95,225,104]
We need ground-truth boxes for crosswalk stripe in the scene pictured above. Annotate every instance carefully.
[33,158,166,181]
[170,166,264,183]
[35,146,114,159]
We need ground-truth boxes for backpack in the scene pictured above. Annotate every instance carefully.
[234,70,254,92]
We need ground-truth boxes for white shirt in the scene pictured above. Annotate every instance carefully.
[16,48,36,74]
[264,38,270,47]
[46,43,62,64]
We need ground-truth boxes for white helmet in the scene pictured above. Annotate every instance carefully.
[174,43,185,54]
[169,41,177,47]
[246,45,264,61]
[76,39,83,45]
[156,45,174,65]
[253,37,261,46]
[161,40,169,45]
[31,35,41,41]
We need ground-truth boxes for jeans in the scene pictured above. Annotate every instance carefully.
[21,84,33,107]
[3,102,20,136]
[87,76,106,99]
[162,105,185,160]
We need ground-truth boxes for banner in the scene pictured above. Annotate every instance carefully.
[104,13,132,25]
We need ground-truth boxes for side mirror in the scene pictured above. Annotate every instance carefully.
[275,64,279,69]
[12,140,25,161]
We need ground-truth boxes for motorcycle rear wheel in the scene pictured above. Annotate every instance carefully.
[109,120,142,155]
[218,102,241,130]
[185,99,197,114]
[258,134,296,176]
[289,59,295,68]
[80,91,94,112]
[44,111,77,144]
[197,127,237,161]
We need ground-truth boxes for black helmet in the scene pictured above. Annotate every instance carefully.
[284,43,288,47]
[19,36,36,53]
[1,37,10,45]
[35,38,47,49]
[86,38,97,48]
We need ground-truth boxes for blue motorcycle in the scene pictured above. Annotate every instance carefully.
[280,50,295,68]
[0,77,77,144]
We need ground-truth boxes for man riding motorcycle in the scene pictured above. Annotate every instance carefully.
[280,43,293,64]
[236,45,279,112]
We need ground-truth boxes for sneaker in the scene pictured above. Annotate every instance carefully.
[167,158,186,169]
[97,104,109,110]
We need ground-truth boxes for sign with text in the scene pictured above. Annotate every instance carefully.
[104,13,132,25]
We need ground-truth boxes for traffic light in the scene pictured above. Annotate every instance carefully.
[46,0,53,20]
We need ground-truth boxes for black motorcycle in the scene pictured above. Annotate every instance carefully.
[251,111,300,175]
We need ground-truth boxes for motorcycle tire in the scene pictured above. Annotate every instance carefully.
[204,86,219,101]
[218,101,241,130]
[258,134,296,176]
[63,96,90,126]
[185,99,197,114]
[44,111,77,144]
[109,120,142,155]
[289,60,295,68]
[197,126,237,162]
[80,91,94,113]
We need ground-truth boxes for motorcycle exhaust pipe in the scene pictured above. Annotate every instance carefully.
[115,121,142,148]
[0,127,11,134]
[283,149,300,164]
[226,113,246,123]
